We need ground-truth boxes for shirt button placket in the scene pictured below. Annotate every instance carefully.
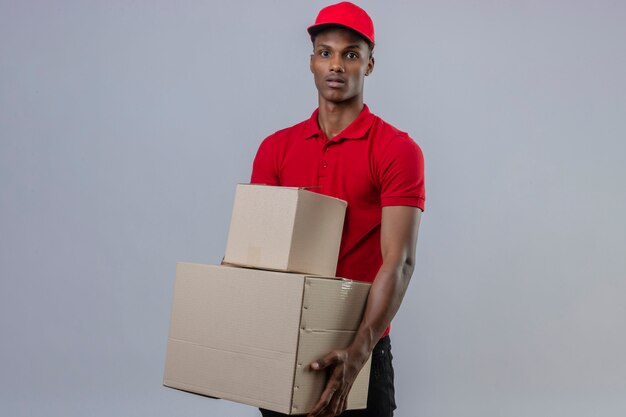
[319,144,329,184]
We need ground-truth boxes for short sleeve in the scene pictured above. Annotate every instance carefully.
[250,135,281,186]
[378,134,425,210]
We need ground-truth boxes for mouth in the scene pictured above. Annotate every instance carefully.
[325,76,346,88]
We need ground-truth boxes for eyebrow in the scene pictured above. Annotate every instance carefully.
[315,43,363,51]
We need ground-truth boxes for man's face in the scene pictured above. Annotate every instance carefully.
[310,27,374,105]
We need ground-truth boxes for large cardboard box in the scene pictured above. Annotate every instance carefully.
[163,263,372,415]
[224,184,347,277]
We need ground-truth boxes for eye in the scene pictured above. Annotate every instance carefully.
[346,51,359,59]
[319,50,330,58]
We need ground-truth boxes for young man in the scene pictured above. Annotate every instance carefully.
[251,2,425,416]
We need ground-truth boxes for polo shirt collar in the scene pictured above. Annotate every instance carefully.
[303,104,375,141]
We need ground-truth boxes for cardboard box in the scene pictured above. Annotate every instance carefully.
[224,184,347,277]
[163,263,372,414]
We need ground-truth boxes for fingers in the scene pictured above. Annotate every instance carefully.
[308,351,341,416]
[314,390,347,417]
[307,383,337,416]
[308,368,351,416]
[339,398,348,415]
[336,398,347,416]
[307,349,357,416]
[333,382,351,416]
[310,350,340,370]
[331,378,354,416]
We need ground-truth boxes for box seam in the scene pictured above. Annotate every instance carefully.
[285,191,300,270]
[288,277,308,414]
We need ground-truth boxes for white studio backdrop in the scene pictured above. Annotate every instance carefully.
[1,1,625,417]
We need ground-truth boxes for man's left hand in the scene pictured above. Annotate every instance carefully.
[307,346,369,417]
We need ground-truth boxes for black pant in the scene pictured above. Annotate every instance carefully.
[260,336,396,417]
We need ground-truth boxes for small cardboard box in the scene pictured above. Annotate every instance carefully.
[163,263,371,414]
[224,184,347,277]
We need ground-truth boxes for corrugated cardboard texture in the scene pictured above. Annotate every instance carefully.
[163,263,371,415]
[224,184,346,276]
[293,332,372,413]
[291,278,372,414]
[225,185,298,272]
[164,263,305,413]
[289,188,347,277]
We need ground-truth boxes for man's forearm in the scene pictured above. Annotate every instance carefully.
[348,206,421,360]
[348,255,414,358]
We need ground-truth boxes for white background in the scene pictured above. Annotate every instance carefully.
[1,1,625,416]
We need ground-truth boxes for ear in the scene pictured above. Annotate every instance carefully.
[310,54,314,73]
[365,56,375,76]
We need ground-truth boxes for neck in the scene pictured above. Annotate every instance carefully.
[317,97,364,139]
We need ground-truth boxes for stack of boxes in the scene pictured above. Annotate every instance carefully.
[163,184,372,415]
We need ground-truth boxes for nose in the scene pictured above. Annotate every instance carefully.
[330,55,344,72]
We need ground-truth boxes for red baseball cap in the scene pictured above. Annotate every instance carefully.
[307,2,375,46]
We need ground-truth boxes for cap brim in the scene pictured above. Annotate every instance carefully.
[307,23,374,46]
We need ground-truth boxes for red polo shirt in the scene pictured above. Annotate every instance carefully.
[251,105,425,334]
